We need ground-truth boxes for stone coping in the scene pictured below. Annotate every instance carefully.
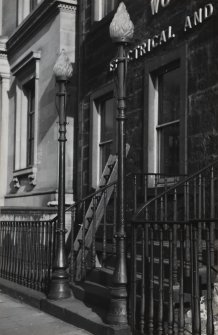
[0,206,57,213]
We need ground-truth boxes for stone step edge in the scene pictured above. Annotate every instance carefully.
[0,277,131,335]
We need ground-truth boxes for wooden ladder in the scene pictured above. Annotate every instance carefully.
[74,154,118,281]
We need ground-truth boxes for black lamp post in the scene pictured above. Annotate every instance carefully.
[48,50,73,300]
[107,3,134,326]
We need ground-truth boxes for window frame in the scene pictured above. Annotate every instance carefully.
[90,84,116,188]
[0,0,2,35]
[24,80,35,167]
[30,0,38,12]
[143,45,187,183]
[156,61,181,176]
[92,0,118,22]
[17,0,41,25]
[11,51,40,182]
[99,95,114,173]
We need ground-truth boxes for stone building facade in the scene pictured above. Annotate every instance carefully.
[0,0,78,209]
[77,0,218,199]
[0,0,217,209]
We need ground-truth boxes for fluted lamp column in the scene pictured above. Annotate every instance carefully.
[48,50,73,300]
[107,3,134,326]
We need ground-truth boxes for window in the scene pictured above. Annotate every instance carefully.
[30,0,38,11]
[144,47,187,179]
[90,86,116,188]
[93,0,118,21]
[0,0,2,35]
[157,63,180,175]
[24,80,35,167]
[11,51,40,178]
[17,0,42,25]
[99,97,114,173]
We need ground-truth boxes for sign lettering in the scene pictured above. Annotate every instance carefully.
[184,3,214,31]
[110,26,175,70]
[151,0,171,15]
[110,2,215,71]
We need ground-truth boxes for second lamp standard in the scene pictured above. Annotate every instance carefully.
[48,50,73,300]
[107,2,134,326]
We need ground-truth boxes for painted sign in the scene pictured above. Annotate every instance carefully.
[184,3,214,31]
[150,0,171,15]
[110,3,214,71]
[128,26,175,59]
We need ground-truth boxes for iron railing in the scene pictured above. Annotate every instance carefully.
[130,160,218,335]
[130,173,186,214]
[50,172,181,282]
[0,220,55,293]
[130,219,217,335]
[0,172,183,295]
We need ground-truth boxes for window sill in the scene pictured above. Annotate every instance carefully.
[13,166,37,189]
[13,166,36,177]
[147,175,186,189]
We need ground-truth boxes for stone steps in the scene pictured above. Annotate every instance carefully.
[0,277,131,335]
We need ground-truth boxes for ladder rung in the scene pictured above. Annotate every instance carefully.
[104,175,110,182]
[78,238,89,249]
[95,195,101,203]
[87,217,93,224]
[108,163,115,172]
[74,153,121,281]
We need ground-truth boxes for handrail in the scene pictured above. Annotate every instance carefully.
[131,172,187,177]
[50,171,189,224]
[50,171,146,224]
[50,180,117,224]
[132,159,218,221]
[133,218,218,225]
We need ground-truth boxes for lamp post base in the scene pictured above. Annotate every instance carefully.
[107,285,128,325]
[47,270,72,300]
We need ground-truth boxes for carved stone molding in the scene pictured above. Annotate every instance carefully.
[0,39,7,60]
[57,3,77,13]
[11,51,41,76]
[12,177,20,189]
[0,53,7,60]
[0,38,7,51]
[7,1,78,54]
[28,172,37,186]
[13,166,37,188]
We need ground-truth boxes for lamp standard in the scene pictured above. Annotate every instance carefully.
[48,49,73,300]
[107,3,134,326]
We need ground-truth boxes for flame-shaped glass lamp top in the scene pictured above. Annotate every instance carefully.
[53,49,73,80]
[109,2,134,43]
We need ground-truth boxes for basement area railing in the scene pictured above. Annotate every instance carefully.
[0,172,181,294]
[0,220,55,293]
[130,160,218,335]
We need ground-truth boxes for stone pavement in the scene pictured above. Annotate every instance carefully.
[0,291,92,335]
